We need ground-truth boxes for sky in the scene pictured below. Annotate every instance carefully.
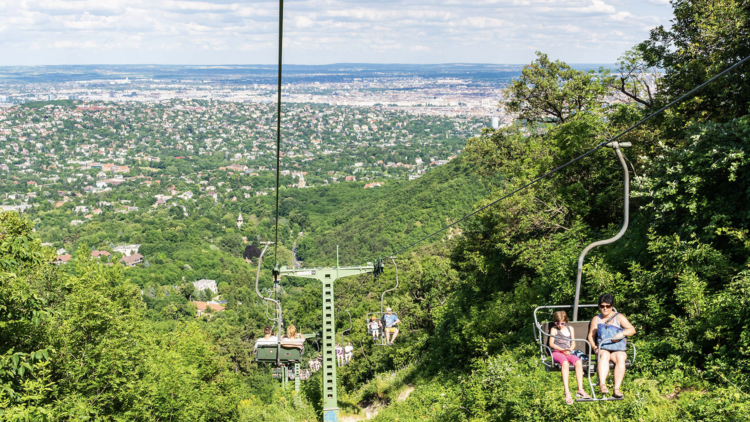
[0,0,675,66]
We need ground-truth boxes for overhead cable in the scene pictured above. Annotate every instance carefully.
[273,0,284,262]
[391,54,750,257]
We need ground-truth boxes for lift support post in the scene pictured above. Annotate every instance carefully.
[279,262,373,422]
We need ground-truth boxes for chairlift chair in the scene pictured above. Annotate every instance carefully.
[368,257,401,346]
[254,242,306,364]
[532,142,637,402]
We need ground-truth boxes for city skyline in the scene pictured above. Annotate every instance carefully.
[0,0,675,66]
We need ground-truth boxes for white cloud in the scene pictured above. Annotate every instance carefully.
[610,11,633,21]
[0,0,675,65]
[293,15,316,28]
[52,40,102,49]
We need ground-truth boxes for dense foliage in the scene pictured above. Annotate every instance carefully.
[0,213,251,421]
[297,157,490,264]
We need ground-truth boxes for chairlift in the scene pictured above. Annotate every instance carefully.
[254,243,305,364]
[366,257,402,346]
[372,258,385,277]
[532,141,637,402]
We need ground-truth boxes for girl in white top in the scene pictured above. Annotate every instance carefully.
[336,343,344,367]
[344,342,354,364]
[368,316,381,340]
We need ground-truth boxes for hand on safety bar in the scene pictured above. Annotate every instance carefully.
[597,336,637,364]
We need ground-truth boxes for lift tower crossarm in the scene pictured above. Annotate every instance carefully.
[278,263,373,422]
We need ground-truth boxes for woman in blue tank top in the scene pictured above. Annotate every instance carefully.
[587,293,636,398]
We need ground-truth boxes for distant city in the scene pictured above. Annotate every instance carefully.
[0,63,615,119]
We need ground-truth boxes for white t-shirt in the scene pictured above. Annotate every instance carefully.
[344,345,353,353]
[254,336,278,350]
[369,321,380,331]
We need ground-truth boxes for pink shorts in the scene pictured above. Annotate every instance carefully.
[552,351,581,366]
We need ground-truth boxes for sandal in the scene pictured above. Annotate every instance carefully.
[613,389,624,398]
[564,392,574,405]
[599,385,610,395]
[576,390,591,399]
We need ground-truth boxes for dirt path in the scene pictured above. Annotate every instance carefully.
[397,384,415,402]
[340,384,415,421]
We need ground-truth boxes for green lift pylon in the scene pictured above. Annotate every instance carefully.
[278,248,373,422]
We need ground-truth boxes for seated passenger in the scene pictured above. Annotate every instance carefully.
[344,342,354,364]
[549,311,590,405]
[368,316,382,341]
[282,325,305,341]
[281,325,306,354]
[587,293,636,399]
[383,308,400,345]
[254,325,278,351]
[336,343,344,367]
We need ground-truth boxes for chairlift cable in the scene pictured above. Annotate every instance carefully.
[273,0,285,264]
[389,55,750,257]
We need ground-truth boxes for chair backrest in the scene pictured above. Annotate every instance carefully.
[539,321,593,353]
[256,344,302,363]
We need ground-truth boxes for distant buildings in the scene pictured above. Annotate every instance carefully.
[119,253,144,267]
[192,301,225,317]
[193,279,218,294]
[113,244,141,256]
[54,254,72,265]
[91,250,111,259]
[0,204,31,213]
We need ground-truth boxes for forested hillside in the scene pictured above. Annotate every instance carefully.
[2,0,750,421]
[296,156,490,265]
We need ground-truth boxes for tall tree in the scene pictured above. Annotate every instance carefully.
[504,52,608,125]
[640,0,750,123]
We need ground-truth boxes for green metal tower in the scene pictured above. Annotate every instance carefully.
[279,261,373,422]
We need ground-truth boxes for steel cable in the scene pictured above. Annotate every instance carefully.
[273,0,284,263]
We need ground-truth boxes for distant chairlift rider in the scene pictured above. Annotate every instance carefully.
[383,307,401,345]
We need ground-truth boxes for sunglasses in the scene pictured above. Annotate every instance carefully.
[555,321,566,326]
[599,304,612,309]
